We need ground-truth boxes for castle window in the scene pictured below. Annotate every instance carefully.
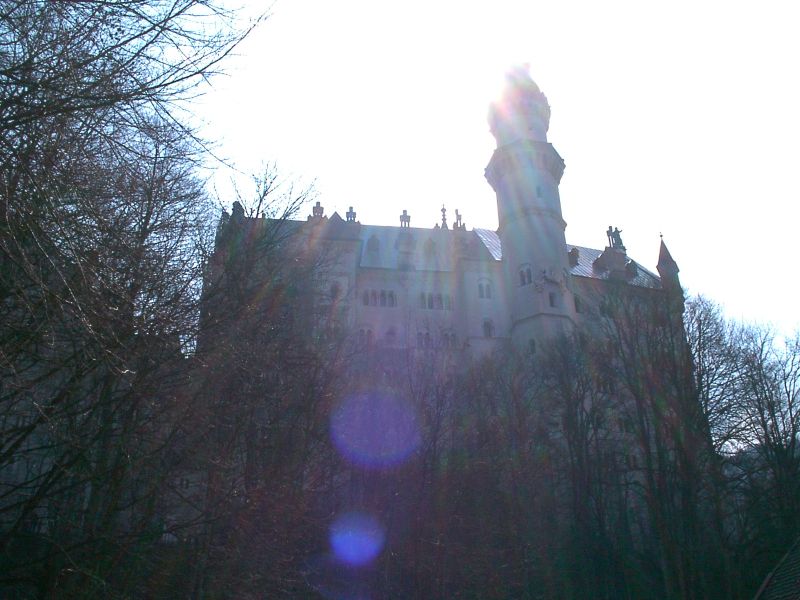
[371,291,378,306]
[528,339,536,354]
[427,293,433,309]
[420,293,426,309]
[367,235,379,253]
[388,291,396,307]
[380,290,387,306]
[366,329,374,347]
[386,327,397,345]
[520,265,532,286]
[483,319,494,338]
[435,294,443,310]
[479,279,492,299]
[417,331,424,347]
[445,295,452,310]
[574,295,583,313]
[330,282,340,301]
[549,292,558,308]
[362,291,369,306]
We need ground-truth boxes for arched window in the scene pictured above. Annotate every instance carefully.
[380,290,387,306]
[420,293,426,309]
[483,319,494,338]
[478,283,485,298]
[388,291,396,307]
[362,291,369,306]
[526,268,532,285]
[370,291,378,306]
[424,332,431,347]
[528,339,536,355]
[445,295,452,310]
[427,293,433,309]
[485,283,492,299]
[549,291,558,308]
[435,294,443,310]
[366,329,374,346]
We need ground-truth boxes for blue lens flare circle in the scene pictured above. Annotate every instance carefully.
[330,392,421,469]
[330,512,385,567]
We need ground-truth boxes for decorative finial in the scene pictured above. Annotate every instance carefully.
[346,206,356,223]
[454,209,463,230]
[441,205,448,229]
[400,209,410,228]
[312,201,324,218]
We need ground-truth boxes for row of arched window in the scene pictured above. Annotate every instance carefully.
[419,292,452,311]
[417,331,458,349]
[362,289,396,307]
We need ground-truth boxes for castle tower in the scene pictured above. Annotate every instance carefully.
[485,67,573,347]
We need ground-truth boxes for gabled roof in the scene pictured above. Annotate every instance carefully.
[568,244,661,289]
[754,537,800,600]
[471,229,661,289]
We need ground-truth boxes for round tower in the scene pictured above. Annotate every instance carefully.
[484,66,573,347]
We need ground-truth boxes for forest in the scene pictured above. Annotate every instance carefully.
[1,2,799,598]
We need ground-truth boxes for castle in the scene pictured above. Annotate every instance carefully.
[215,67,679,356]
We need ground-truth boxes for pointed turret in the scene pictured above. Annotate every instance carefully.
[657,238,679,285]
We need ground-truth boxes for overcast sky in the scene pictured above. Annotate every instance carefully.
[197,0,800,334]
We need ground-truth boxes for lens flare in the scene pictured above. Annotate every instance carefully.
[330,512,385,567]
[330,392,420,469]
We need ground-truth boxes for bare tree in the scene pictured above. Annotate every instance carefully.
[0,2,262,596]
